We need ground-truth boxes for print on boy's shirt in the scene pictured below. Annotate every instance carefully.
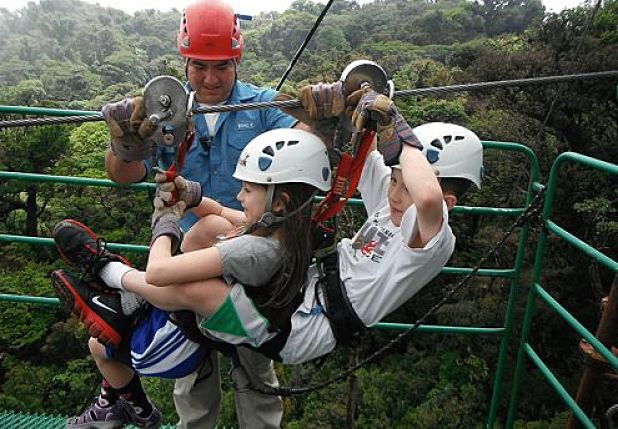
[350,214,395,262]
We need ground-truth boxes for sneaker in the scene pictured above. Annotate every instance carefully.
[53,219,131,288]
[66,399,126,429]
[51,269,130,348]
[123,399,162,429]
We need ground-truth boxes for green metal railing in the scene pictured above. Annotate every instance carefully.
[506,152,618,428]
[0,139,540,427]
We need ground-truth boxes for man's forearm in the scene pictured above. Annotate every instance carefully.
[105,149,147,183]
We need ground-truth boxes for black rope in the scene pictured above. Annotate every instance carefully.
[1,71,616,130]
[237,187,546,396]
[275,0,336,91]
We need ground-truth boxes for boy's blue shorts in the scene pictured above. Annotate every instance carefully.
[105,306,208,379]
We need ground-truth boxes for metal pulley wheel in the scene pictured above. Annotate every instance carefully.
[143,75,189,148]
[339,60,390,96]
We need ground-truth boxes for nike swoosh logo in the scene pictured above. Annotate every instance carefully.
[92,296,118,314]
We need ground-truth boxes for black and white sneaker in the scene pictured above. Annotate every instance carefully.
[51,269,130,348]
[53,219,131,289]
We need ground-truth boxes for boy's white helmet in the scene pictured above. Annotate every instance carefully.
[407,122,483,189]
[233,128,331,191]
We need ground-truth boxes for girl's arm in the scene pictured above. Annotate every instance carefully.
[191,197,247,227]
[145,234,225,286]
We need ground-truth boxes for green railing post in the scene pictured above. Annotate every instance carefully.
[506,152,618,427]
[482,142,540,428]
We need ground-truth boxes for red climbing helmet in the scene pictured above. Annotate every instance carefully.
[177,0,244,61]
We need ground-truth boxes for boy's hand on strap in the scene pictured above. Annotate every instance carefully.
[102,97,156,162]
[347,88,395,131]
[347,89,423,166]
[378,113,423,166]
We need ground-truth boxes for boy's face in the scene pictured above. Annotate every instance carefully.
[387,168,414,227]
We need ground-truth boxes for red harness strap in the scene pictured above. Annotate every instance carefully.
[161,130,195,206]
[313,130,375,224]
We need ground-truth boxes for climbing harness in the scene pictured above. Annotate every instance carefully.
[233,187,547,396]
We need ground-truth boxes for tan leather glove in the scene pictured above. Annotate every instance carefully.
[102,97,156,162]
[153,169,202,209]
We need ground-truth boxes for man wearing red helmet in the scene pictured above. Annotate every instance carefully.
[103,1,302,428]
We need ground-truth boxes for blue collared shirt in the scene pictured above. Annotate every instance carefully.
[150,80,295,231]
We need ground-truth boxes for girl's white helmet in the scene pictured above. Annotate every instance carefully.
[233,128,331,191]
[411,122,483,189]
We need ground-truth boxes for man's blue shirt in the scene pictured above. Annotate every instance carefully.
[151,80,295,231]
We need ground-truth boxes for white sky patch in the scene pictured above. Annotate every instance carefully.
[0,0,589,15]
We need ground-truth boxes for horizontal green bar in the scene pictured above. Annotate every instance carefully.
[0,171,155,190]
[0,234,517,278]
[524,343,595,429]
[441,267,516,278]
[0,235,149,253]
[534,283,618,370]
[0,294,59,306]
[374,322,504,335]
[0,105,100,117]
[546,220,618,272]
[452,206,523,217]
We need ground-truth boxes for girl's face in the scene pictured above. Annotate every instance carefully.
[237,181,267,225]
[387,168,414,227]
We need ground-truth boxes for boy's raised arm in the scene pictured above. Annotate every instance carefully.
[399,144,444,248]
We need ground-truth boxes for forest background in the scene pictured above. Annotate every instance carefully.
[0,0,617,427]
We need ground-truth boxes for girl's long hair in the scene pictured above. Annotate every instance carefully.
[255,182,315,314]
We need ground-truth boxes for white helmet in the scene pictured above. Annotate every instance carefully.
[408,122,483,189]
[233,128,331,192]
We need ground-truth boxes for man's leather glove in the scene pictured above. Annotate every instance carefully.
[151,196,186,255]
[102,97,156,162]
[275,82,347,145]
[349,89,423,166]
[154,169,202,209]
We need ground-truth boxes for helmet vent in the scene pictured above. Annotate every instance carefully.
[262,146,275,156]
[430,139,443,150]
[455,135,465,141]
[275,140,285,150]
[258,157,272,171]
[426,149,440,164]
[443,135,452,144]
[287,140,299,146]
[322,167,330,181]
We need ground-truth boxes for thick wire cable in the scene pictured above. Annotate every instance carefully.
[275,0,336,90]
[1,71,616,130]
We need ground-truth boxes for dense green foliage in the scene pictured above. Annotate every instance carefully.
[0,0,616,427]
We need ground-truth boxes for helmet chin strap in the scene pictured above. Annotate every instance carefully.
[245,186,318,234]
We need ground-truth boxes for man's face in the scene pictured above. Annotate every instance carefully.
[387,168,414,227]
[187,59,236,104]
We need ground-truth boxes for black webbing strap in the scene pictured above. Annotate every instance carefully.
[319,252,366,346]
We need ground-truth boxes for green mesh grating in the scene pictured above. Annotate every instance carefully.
[0,409,176,428]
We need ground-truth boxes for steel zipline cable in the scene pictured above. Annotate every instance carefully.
[1,70,617,130]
